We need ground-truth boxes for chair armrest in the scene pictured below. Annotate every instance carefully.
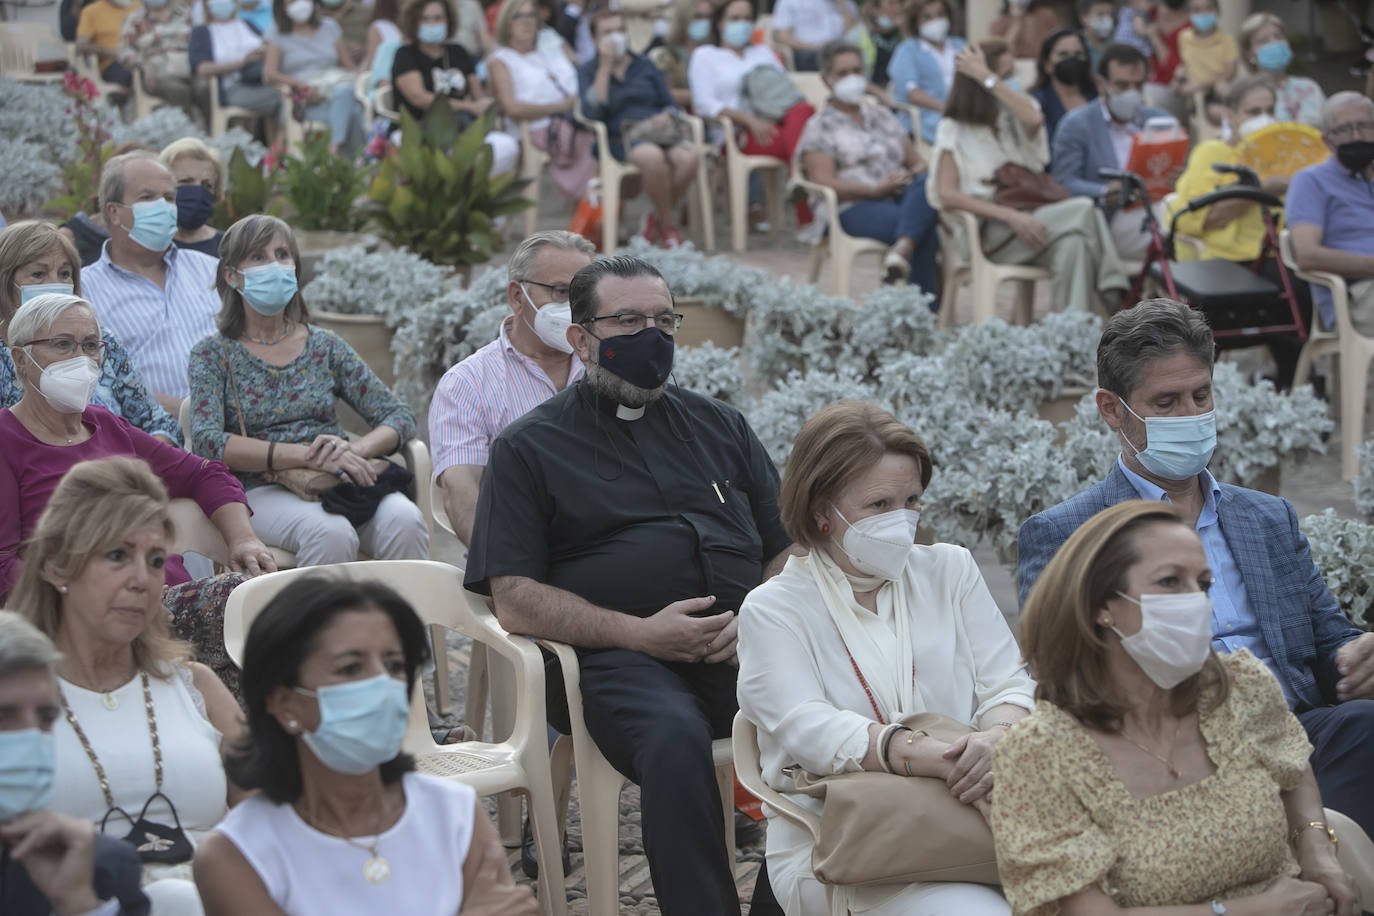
[572,99,614,157]
[730,712,823,845]
[953,209,988,266]
[709,113,741,156]
[452,589,550,742]
[793,176,843,239]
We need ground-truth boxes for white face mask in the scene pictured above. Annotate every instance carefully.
[1112,590,1214,689]
[1238,113,1276,138]
[520,285,573,354]
[918,16,949,43]
[601,30,628,59]
[286,0,314,22]
[832,73,868,104]
[26,353,100,414]
[832,507,919,581]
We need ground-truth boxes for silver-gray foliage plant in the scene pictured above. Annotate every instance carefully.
[672,343,744,404]
[1355,440,1374,519]
[1301,509,1374,627]
[1209,362,1331,488]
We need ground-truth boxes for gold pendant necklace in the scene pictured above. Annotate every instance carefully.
[1121,719,1181,779]
[101,691,119,711]
[306,803,391,883]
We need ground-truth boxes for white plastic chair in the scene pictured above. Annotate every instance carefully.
[711,113,786,253]
[374,82,401,121]
[0,23,67,83]
[353,70,373,126]
[572,102,714,253]
[887,99,933,160]
[1279,228,1366,478]
[789,71,829,111]
[221,560,569,916]
[130,67,167,121]
[208,75,262,137]
[757,15,794,71]
[794,175,887,295]
[68,44,129,105]
[517,120,552,239]
[733,712,846,916]
[1328,807,1374,906]
[539,638,736,916]
[934,209,1051,327]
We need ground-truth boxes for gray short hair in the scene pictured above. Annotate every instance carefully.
[506,230,596,284]
[1097,299,1214,399]
[98,150,167,214]
[1319,92,1374,136]
[0,610,61,680]
[8,293,98,348]
[820,40,863,77]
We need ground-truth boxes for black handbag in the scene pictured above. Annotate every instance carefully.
[101,792,194,865]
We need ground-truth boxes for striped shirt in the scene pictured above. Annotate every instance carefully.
[80,241,221,399]
[428,316,584,480]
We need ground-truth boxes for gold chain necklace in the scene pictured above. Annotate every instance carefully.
[1120,718,1181,779]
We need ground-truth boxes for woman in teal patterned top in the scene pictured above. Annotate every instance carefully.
[0,220,182,443]
[186,214,429,566]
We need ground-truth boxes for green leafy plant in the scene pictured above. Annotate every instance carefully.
[279,130,373,232]
[213,146,281,228]
[364,102,531,268]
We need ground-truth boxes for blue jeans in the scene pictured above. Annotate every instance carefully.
[837,172,940,303]
[303,82,362,150]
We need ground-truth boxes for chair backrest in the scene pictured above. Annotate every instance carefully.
[790,72,829,111]
[730,711,823,843]
[167,498,233,567]
[1278,228,1299,271]
[178,397,192,450]
[353,70,373,124]
[375,83,400,121]
[0,24,38,73]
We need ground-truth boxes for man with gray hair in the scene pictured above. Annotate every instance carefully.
[428,229,595,547]
[80,151,220,414]
[1289,91,1374,334]
[1017,298,1374,838]
[0,611,149,916]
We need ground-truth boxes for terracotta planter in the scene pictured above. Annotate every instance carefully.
[295,230,380,286]
[312,310,395,387]
[1038,385,1092,442]
[674,296,746,350]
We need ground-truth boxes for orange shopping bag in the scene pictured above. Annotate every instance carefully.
[1125,118,1189,203]
[568,177,604,250]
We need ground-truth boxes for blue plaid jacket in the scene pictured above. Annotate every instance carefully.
[1016,464,1360,712]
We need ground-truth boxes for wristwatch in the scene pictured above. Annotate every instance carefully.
[982,73,1000,91]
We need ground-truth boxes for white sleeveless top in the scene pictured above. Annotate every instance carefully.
[489,44,577,130]
[53,666,228,848]
[214,773,477,915]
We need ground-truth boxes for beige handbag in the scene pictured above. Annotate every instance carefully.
[790,712,1000,887]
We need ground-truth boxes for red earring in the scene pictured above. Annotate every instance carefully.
[820,522,830,534]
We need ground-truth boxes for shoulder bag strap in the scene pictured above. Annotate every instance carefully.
[217,339,250,440]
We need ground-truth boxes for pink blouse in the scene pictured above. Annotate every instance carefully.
[0,405,246,595]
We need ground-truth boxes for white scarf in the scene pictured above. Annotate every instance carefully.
[803,547,922,721]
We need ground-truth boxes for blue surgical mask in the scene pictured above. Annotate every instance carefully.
[121,199,178,252]
[687,17,710,41]
[1118,397,1217,480]
[418,22,448,43]
[18,282,75,304]
[722,20,753,48]
[875,14,894,30]
[207,0,237,17]
[0,729,55,822]
[1255,39,1292,72]
[238,262,298,316]
[1189,12,1216,31]
[297,673,410,775]
[1004,75,1022,93]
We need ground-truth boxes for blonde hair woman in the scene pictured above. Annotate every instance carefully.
[1238,12,1324,127]
[12,457,245,915]
[159,138,224,257]
[994,500,1358,916]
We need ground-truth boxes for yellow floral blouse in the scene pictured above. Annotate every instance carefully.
[991,651,1311,916]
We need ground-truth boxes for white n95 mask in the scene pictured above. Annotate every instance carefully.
[833,507,919,581]
[1112,590,1214,688]
[520,285,574,354]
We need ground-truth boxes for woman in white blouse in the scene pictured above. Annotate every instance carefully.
[487,0,596,202]
[737,401,1033,916]
[925,39,1127,312]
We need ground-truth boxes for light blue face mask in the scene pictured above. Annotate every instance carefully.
[418,22,448,43]
[297,673,410,775]
[18,282,74,305]
[722,19,753,48]
[207,0,237,18]
[121,199,178,252]
[875,14,895,30]
[1189,12,1216,32]
[0,729,55,822]
[238,262,298,316]
[686,18,710,41]
[1003,75,1022,93]
[1118,397,1217,480]
[1255,39,1292,72]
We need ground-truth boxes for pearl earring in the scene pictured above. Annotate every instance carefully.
[58,585,69,594]
[287,720,299,731]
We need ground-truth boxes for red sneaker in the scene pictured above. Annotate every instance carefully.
[639,212,662,245]
[660,221,685,248]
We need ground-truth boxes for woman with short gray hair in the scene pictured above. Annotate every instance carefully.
[186,214,429,567]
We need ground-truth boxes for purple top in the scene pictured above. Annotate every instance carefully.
[0,405,247,596]
[1286,157,1374,329]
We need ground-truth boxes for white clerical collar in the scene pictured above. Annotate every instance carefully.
[616,404,645,421]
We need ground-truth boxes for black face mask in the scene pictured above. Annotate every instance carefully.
[1336,140,1374,174]
[1160,0,1185,9]
[594,326,675,390]
[1051,57,1088,85]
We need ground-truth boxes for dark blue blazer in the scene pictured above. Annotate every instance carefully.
[3,832,148,916]
[1016,463,1361,712]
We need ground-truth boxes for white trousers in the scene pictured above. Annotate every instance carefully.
[245,485,429,567]
[1109,202,1164,262]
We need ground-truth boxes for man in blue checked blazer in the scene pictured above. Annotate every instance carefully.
[1018,299,1374,838]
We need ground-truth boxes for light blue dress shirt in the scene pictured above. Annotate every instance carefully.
[1116,456,1290,701]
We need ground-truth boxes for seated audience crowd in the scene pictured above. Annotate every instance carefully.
[7,2,1374,915]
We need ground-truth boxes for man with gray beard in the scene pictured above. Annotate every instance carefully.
[465,256,795,915]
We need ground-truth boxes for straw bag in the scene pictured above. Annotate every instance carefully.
[790,712,1000,887]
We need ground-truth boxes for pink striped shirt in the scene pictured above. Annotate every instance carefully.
[428,316,585,479]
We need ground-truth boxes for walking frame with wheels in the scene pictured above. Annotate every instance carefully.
[1105,164,1307,350]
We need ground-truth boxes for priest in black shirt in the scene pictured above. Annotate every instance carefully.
[465,256,795,915]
